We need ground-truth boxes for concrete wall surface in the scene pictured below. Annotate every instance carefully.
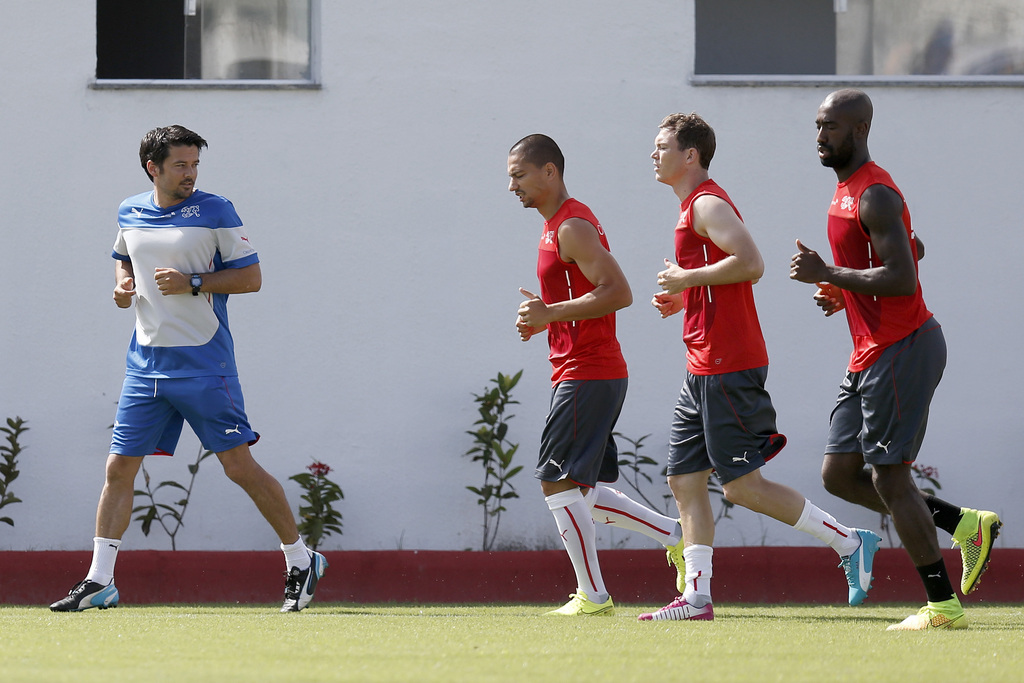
[1,2,1020,552]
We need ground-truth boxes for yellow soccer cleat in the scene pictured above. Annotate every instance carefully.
[544,591,615,616]
[886,599,967,631]
[665,533,687,594]
[951,508,1001,595]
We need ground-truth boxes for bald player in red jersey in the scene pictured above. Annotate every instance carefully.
[791,89,1001,631]
[640,113,880,623]
[509,134,686,618]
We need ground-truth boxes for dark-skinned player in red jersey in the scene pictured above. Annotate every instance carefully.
[791,89,1001,631]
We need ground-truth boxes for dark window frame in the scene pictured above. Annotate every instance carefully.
[92,0,321,90]
[692,0,1024,88]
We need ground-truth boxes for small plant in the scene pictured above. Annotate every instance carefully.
[464,370,524,551]
[910,463,941,495]
[132,444,214,550]
[0,417,28,527]
[289,460,344,552]
[614,432,668,513]
[878,462,942,546]
[614,430,733,520]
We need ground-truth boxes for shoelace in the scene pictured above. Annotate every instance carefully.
[283,568,305,597]
[838,557,855,587]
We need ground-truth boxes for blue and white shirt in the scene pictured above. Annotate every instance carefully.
[112,189,259,378]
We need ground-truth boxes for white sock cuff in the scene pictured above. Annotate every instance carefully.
[280,538,307,553]
[545,488,586,511]
[684,544,716,589]
[87,537,122,585]
[281,538,312,571]
[795,499,813,529]
[683,544,714,563]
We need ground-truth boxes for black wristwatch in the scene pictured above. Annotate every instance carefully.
[190,273,203,296]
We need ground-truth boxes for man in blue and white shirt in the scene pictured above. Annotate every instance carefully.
[50,125,326,613]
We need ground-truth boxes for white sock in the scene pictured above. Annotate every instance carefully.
[792,499,860,556]
[281,538,312,571]
[682,544,713,605]
[584,485,682,546]
[85,537,121,585]
[547,489,608,603]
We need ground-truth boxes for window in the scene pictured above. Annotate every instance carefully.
[95,0,317,87]
[856,0,1024,76]
[695,0,1024,82]
[696,0,836,76]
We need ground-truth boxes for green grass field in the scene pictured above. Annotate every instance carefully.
[2,603,1021,683]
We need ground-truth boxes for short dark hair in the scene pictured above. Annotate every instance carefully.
[139,125,208,180]
[659,113,715,169]
[509,134,565,176]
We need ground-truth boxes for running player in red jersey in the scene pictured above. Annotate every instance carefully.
[508,134,686,617]
[639,113,880,622]
[791,89,1001,630]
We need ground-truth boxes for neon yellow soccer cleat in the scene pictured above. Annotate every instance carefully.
[951,508,1001,595]
[665,534,687,594]
[886,598,967,631]
[544,591,615,616]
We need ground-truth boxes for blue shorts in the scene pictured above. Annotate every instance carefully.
[826,317,945,465]
[536,378,627,488]
[110,375,259,457]
[667,366,786,484]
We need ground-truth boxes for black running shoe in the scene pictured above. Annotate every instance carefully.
[280,551,328,612]
[49,579,119,612]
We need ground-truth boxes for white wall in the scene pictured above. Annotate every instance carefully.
[1,2,1020,553]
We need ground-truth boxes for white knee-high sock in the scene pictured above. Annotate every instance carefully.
[86,537,121,585]
[682,544,713,606]
[547,489,608,602]
[584,485,682,546]
[792,499,860,557]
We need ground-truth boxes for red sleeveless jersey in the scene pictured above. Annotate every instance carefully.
[827,162,932,372]
[675,180,768,375]
[537,198,627,384]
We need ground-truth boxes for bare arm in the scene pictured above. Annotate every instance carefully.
[656,194,764,295]
[154,263,262,296]
[517,218,632,329]
[790,185,918,297]
[113,259,136,308]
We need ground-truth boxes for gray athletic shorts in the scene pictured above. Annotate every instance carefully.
[536,378,626,488]
[667,366,786,484]
[826,316,945,465]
